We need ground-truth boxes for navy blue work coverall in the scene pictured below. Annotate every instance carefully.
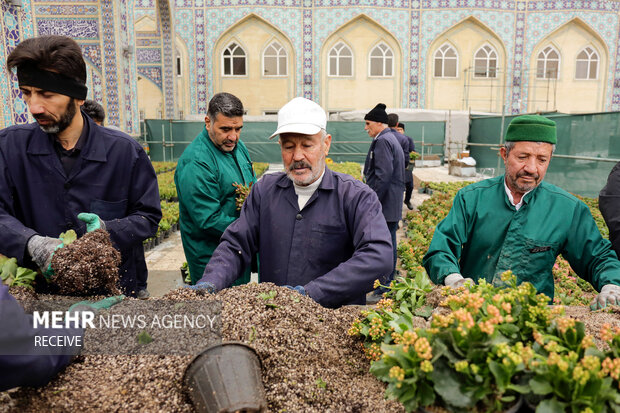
[0,284,81,391]
[0,116,161,296]
[198,168,393,308]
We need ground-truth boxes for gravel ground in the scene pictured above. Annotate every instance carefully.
[1,283,403,412]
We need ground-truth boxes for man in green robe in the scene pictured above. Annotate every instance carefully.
[423,115,620,309]
[175,93,256,284]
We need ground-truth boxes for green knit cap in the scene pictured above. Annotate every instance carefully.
[505,115,557,144]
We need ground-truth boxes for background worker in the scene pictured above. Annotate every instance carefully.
[0,35,161,297]
[387,113,416,210]
[191,97,393,308]
[81,100,105,126]
[396,122,416,210]
[175,92,256,284]
[423,115,620,309]
[363,104,405,301]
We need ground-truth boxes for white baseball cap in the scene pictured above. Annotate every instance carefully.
[268,97,327,139]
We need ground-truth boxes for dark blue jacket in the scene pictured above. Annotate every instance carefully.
[363,128,405,222]
[199,168,393,308]
[0,117,161,296]
[391,128,415,184]
[0,284,81,391]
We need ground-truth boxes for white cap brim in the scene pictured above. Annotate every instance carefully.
[269,123,322,139]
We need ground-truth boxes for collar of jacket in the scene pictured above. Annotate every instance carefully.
[499,174,540,209]
[376,127,391,139]
[276,166,336,191]
[26,114,107,162]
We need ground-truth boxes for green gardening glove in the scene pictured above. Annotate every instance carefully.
[77,213,106,232]
[68,295,125,313]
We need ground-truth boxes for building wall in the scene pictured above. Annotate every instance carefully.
[2,0,620,131]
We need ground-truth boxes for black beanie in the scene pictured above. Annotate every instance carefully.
[364,103,388,124]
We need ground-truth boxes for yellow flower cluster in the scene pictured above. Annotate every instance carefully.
[547,352,569,372]
[389,366,405,388]
[454,308,475,332]
[556,317,576,334]
[600,323,620,343]
[368,317,386,340]
[602,357,620,383]
[364,342,382,361]
[455,360,469,372]
[420,360,433,373]
[414,337,432,360]
[373,279,381,289]
[572,365,590,386]
[581,334,595,349]
[348,319,361,336]
[376,298,394,311]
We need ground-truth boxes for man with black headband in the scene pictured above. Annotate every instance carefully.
[0,35,161,297]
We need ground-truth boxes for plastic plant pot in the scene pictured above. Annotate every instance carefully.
[183,342,267,413]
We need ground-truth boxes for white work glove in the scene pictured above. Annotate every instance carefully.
[444,273,474,289]
[590,284,620,310]
[27,235,62,275]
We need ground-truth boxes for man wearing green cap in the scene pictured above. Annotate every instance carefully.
[423,115,620,309]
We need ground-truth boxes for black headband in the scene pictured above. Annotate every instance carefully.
[17,65,88,100]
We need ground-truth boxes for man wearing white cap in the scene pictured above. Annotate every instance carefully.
[190,97,393,308]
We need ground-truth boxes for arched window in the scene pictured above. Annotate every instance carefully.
[434,44,457,78]
[369,42,393,77]
[263,41,287,76]
[575,46,599,80]
[222,42,246,76]
[536,46,560,79]
[474,44,498,78]
[328,41,353,77]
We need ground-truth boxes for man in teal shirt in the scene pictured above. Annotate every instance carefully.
[423,115,620,309]
[175,93,256,284]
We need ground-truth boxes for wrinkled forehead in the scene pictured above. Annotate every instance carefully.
[510,141,553,156]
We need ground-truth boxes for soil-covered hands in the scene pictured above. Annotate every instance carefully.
[27,235,63,277]
[590,284,620,310]
[444,273,474,289]
[77,213,106,232]
[284,285,306,295]
[185,281,216,293]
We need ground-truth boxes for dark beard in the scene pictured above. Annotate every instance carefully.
[36,98,77,134]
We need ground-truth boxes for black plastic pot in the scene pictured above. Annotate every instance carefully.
[183,342,266,413]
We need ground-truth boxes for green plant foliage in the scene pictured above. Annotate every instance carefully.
[328,161,363,181]
[0,254,37,289]
[253,162,269,178]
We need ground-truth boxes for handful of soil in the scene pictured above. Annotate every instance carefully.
[50,229,121,295]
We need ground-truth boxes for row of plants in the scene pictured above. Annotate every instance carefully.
[143,200,180,250]
[350,271,620,412]
[327,159,363,181]
[150,161,177,174]
[157,170,178,201]
[253,162,269,178]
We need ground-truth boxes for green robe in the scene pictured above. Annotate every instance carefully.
[423,175,620,300]
[174,127,257,284]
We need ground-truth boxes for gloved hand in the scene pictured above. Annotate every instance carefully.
[184,281,216,293]
[284,285,306,295]
[68,295,125,313]
[444,273,474,289]
[27,235,63,277]
[590,284,620,310]
[77,213,106,232]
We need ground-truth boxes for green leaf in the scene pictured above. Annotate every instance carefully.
[137,330,153,345]
[529,377,553,395]
[59,230,77,246]
[431,358,475,408]
[258,290,277,300]
[266,303,279,309]
[489,360,509,390]
[414,305,433,318]
[315,377,326,389]
[536,398,567,413]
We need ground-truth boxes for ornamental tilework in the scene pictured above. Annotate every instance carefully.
[101,0,120,126]
[35,5,99,15]
[195,8,207,112]
[174,8,196,111]
[137,38,161,46]
[303,8,312,99]
[137,47,162,62]
[510,11,525,113]
[37,18,100,39]
[159,0,176,117]
[409,9,420,107]
[418,10,516,109]
[138,66,164,89]
[313,8,410,106]
[527,0,619,12]
[82,44,103,71]
[422,0,515,9]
